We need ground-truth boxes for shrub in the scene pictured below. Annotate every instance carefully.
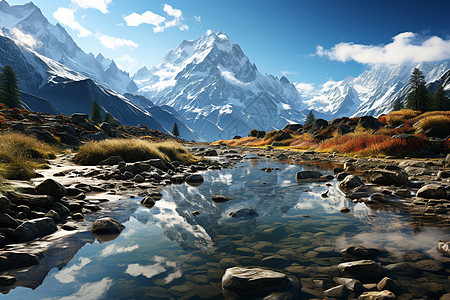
[73,139,200,165]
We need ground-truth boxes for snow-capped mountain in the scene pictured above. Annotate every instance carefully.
[298,61,450,118]
[0,0,136,93]
[0,0,203,140]
[134,30,304,140]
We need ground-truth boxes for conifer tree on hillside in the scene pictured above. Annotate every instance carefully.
[90,101,102,124]
[104,112,121,126]
[172,122,180,138]
[406,68,430,112]
[392,98,404,111]
[0,65,21,108]
[432,84,450,111]
[304,110,316,126]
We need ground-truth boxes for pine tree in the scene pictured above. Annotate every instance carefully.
[104,112,121,127]
[406,68,430,112]
[392,98,404,111]
[432,84,450,111]
[90,101,102,124]
[0,65,21,108]
[172,122,180,137]
[304,110,316,126]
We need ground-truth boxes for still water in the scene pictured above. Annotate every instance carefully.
[4,158,449,299]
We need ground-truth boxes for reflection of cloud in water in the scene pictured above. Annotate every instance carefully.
[122,229,136,237]
[212,173,233,185]
[59,277,113,300]
[125,263,165,279]
[125,256,182,283]
[100,244,139,257]
[55,257,91,284]
[335,227,450,256]
[295,181,349,214]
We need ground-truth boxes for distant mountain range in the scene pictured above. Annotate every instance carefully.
[0,0,449,141]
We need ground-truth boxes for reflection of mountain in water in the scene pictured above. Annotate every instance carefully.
[132,159,354,253]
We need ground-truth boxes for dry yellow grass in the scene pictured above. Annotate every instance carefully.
[73,139,200,165]
[417,115,450,132]
[385,109,421,126]
[0,133,58,180]
[410,111,450,125]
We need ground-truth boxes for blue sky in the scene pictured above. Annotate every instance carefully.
[7,0,450,88]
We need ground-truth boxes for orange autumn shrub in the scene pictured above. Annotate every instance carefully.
[384,109,421,126]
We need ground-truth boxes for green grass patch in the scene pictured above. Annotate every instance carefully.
[73,139,200,165]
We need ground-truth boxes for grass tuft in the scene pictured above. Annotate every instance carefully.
[73,138,200,165]
[416,115,450,132]
[0,133,58,180]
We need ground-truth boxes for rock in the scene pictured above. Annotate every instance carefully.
[367,170,408,186]
[334,277,363,293]
[377,277,396,291]
[385,262,416,275]
[295,171,323,181]
[45,210,61,222]
[437,170,450,179]
[341,246,379,261]
[441,294,450,300]
[415,259,444,272]
[62,223,78,231]
[72,213,84,220]
[358,290,396,300]
[51,202,70,217]
[6,192,53,208]
[134,174,145,183]
[28,129,57,144]
[416,184,447,199]
[185,174,204,186]
[140,196,155,208]
[90,217,125,234]
[12,217,57,242]
[393,189,411,198]
[338,260,384,281]
[370,193,388,203]
[324,285,347,298]
[339,175,365,190]
[0,195,11,213]
[57,132,80,146]
[70,113,88,123]
[0,251,39,271]
[222,267,294,294]
[0,213,21,229]
[203,149,218,156]
[99,156,124,166]
[336,172,350,181]
[443,154,450,167]
[0,275,16,286]
[437,240,450,255]
[212,195,231,203]
[229,208,259,219]
[340,207,350,213]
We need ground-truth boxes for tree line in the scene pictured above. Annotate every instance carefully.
[394,67,449,112]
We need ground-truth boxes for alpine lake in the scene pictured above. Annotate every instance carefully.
[2,155,449,299]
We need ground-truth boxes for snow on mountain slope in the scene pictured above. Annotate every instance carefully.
[134,31,304,141]
[298,61,450,118]
[0,0,136,93]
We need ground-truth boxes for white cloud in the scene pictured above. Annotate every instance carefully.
[100,244,138,256]
[123,4,188,33]
[55,257,91,284]
[294,82,315,92]
[53,7,91,37]
[70,0,112,14]
[281,70,299,76]
[59,278,113,300]
[125,263,166,279]
[317,32,450,65]
[96,33,138,49]
[194,16,201,23]
[123,11,166,32]
[11,28,42,49]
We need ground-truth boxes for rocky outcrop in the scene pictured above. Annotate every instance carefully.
[339,175,365,190]
[366,170,408,186]
[35,179,66,199]
[416,184,447,199]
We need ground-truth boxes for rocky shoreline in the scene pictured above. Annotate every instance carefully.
[0,144,449,298]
